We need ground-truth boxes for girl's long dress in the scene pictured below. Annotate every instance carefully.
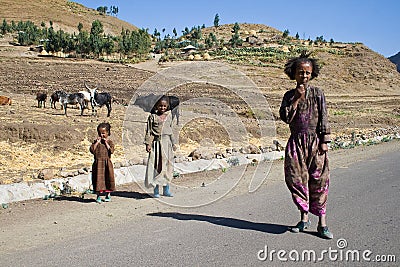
[90,139,115,192]
[144,111,175,188]
[279,86,331,216]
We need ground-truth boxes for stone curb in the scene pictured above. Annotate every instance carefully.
[0,151,284,204]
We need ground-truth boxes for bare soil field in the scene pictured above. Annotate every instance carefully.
[0,41,399,185]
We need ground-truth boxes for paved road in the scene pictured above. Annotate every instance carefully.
[1,144,399,266]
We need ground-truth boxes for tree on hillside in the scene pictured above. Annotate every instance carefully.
[1,19,9,34]
[56,29,74,53]
[182,27,190,36]
[232,22,240,33]
[295,32,299,39]
[97,6,108,14]
[108,5,119,16]
[76,23,90,56]
[283,29,290,38]
[119,28,133,55]
[4,18,153,61]
[229,23,242,48]
[133,28,151,56]
[40,21,47,38]
[205,32,217,48]
[119,28,151,58]
[169,37,177,49]
[45,23,55,51]
[315,35,325,44]
[77,22,83,32]
[10,20,16,32]
[190,26,202,40]
[17,21,41,46]
[230,32,242,47]
[97,5,118,16]
[153,28,161,40]
[46,26,71,52]
[90,20,105,56]
[211,32,217,43]
[214,13,220,28]
[173,28,177,38]
[102,34,115,55]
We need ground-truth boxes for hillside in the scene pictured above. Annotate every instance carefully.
[388,51,400,72]
[0,0,137,35]
[163,23,400,96]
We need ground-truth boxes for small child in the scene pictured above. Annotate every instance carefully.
[90,122,115,203]
[279,54,333,239]
[144,95,176,198]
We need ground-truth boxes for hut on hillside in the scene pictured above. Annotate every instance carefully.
[181,45,197,54]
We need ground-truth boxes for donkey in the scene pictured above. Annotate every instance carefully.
[36,92,47,108]
[50,90,64,109]
[84,82,112,117]
[58,91,86,116]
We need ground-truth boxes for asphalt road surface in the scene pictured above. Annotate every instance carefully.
[1,141,399,266]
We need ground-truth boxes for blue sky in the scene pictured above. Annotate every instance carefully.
[76,0,399,57]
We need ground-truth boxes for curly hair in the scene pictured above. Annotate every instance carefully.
[159,95,170,104]
[284,52,320,80]
[97,122,111,136]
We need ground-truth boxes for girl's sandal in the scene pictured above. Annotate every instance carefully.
[96,196,102,204]
[317,225,333,239]
[290,220,311,233]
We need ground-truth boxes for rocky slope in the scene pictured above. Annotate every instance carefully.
[388,51,400,72]
[0,0,137,35]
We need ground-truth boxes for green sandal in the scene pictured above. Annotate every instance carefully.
[290,220,311,233]
[317,225,333,239]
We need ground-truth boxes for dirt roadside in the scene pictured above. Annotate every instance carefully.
[0,140,399,254]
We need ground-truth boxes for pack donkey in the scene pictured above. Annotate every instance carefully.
[50,90,64,109]
[84,82,112,117]
[58,91,86,116]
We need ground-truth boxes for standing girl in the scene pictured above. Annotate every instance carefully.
[279,54,333,239]
[90,122,115,203]
[144,95,176,198]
